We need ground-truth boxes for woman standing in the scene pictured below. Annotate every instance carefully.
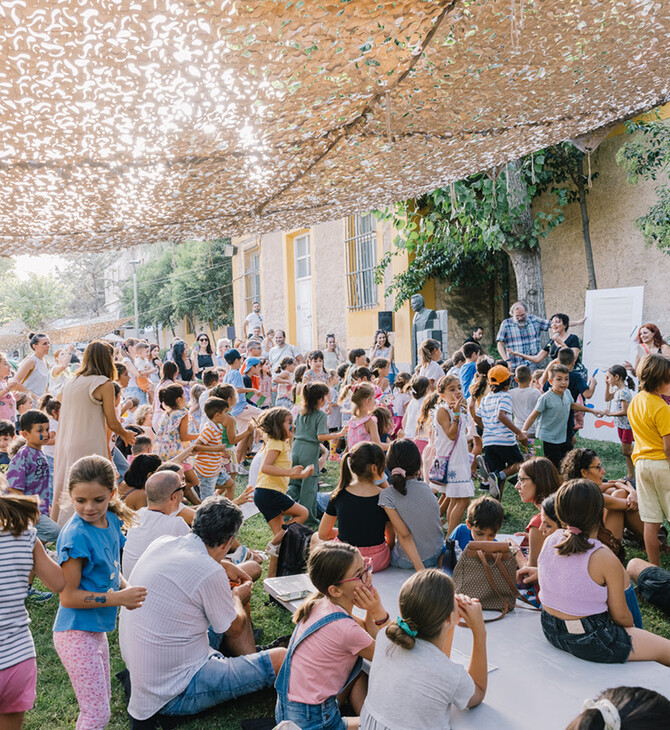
[191,332,214,379]
[51,341,136,525]
[323,333,345,371]
[12,333,51,403]
[369,330,396,386]
[624,323,670,374]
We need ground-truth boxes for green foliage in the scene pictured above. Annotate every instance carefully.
[376,154,565,309]
[122,240,234,332]
[57,252,118,318]
[616,118,670,250]
[540,143,598,204]
[3,273,71,329]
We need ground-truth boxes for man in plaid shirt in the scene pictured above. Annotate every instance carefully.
[496,301,550,370]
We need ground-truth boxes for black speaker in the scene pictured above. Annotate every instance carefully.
[378,311,393,331]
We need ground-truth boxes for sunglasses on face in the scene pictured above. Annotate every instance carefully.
[337,557,373,584]
[171,484,186,497]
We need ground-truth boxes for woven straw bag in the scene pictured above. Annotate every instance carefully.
[452,541,538,621]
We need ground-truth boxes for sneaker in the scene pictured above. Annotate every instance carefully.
[227,545,252,564]
[476,455,490,483]
[236,465,249,476]
[27,587,53,602]
[488,474,500,500]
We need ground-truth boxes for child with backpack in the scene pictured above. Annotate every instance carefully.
[275,542,390,730]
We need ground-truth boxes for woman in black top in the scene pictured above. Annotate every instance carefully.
[172,340,194,385]
[191,332,214,380]
[317,442,390,572]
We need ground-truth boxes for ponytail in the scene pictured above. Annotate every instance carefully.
[387,439,422,496]
[331,442,385,502]
[419,338,440,367]
[417,392,439,431]
[554,479,604,556]
[608,364,635,391]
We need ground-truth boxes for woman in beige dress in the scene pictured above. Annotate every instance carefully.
[51,340,136,525]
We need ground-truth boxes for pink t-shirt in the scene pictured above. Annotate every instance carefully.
[0,388,16,423]
[288,598,372,704]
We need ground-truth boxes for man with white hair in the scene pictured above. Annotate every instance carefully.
[121,471,190,578]
[496,301,551,370]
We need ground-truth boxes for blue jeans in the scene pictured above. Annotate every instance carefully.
[36,513,60,543]
[625,583,643,629]
[125,386,147,406]
[161,645,275,716]
[390,548,441,570]
[276,694,346,730]
[197,473,218,500]
[111,446,129,483]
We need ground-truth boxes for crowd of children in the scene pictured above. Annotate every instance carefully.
[2,327,670,730]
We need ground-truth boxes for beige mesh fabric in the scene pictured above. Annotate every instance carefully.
[0,0,667,254]
[0,319,131,352]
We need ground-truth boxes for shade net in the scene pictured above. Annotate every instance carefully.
[0,0,667,253]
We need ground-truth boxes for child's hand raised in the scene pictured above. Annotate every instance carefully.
[234,485,254,505]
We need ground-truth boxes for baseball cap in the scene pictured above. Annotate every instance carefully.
[224,348,241,365]
[488,365,512,385]
[245,357,261,368]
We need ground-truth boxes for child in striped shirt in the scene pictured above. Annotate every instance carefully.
[193,394,252,500]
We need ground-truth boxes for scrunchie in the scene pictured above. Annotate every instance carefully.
[567,526,582,535]
[391,467,406,477]
[583,698,621,730]
[396,617,417,637]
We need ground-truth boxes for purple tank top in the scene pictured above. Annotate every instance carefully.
[537,529,608,616]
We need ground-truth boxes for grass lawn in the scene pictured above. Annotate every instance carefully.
[25,439,670,729]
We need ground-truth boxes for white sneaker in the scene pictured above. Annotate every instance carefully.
[237,465,249,476]
[488,474,500,499]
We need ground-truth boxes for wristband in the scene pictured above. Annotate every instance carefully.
[374,612,390,626]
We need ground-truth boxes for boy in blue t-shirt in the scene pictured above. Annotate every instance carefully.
[475,365,527,499]
[522,363,602,470]
[459,342,481,398]
[450,496,505,552]
[222,349,262,470]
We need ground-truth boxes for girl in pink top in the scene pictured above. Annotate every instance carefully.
[346,383,384,450]
[275,542,389,730]
[536,478,670,666]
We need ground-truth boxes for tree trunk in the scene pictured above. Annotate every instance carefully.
[577,153,597,290]
[503,159,547,318]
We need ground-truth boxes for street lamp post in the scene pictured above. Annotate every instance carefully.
[130,259,140,334]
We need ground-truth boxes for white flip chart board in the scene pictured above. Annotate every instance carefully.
[580,286,644,442]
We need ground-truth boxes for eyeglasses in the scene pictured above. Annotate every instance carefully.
[589,463,604,471]
[517,475,532,482]
[171,484,186,497]
[199,337,209,342]
[337,558,373,584]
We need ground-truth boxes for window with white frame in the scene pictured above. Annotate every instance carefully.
[244,250,261,313]
[345,213,378,310]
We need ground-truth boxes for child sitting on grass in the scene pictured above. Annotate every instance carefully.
[450,496,505,552]
[380,439,444,571]
[318,442,390,572]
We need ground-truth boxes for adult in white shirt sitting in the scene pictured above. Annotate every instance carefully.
[119,496,285,724]
[121,471,191,578]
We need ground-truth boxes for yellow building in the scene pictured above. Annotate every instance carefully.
[231,214,437,370]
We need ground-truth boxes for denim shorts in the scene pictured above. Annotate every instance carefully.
[254,487,295,522]
[276,694,346,730]
[196,473,218,500]
[390,547,441,570]
[125,385,148,406]
[161,648,275,716]
[541,610,632,663]
[36,513,61,543]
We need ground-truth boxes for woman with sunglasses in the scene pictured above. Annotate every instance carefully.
[275,541,390,730]
[191,332,214,380]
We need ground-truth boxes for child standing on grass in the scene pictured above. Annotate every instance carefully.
[0,495,64,730]
[253,407,314,555]
[275,542,389,730]
[346,383,383,449]
[626,353,670,566]
[433,375,474,535]
[604,364,636,481]
[361,570,487,730]
[402,376,430,454]
[511,365,540,458]
[521,364,602,471]
[289,383,346,527]
[258,358,273,407]
[475,365,526,500]
[390,371,411,436]
[274,357,297,408]
[53,456,147,729]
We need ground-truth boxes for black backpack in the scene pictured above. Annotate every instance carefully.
[276,522,314,576]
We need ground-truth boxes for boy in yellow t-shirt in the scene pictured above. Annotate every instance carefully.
[253,407,314,556]
[627,353,670,565]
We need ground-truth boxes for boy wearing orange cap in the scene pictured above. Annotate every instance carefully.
[474,365,527,499]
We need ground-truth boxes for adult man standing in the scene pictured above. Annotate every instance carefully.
[464,326,484,347]
[268,329,303,369]
[243,301,265,339]
[496,301,550,370]
[119,496,285,724]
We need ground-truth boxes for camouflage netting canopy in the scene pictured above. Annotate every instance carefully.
[0,0,668,254]
[0,317,131,351]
